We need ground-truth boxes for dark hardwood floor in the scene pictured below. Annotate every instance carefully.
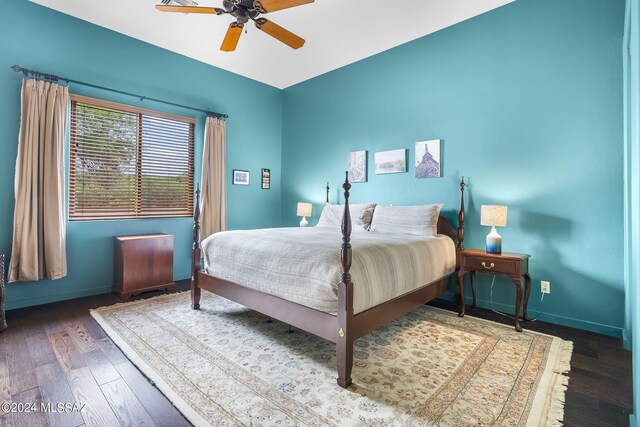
[0,281,632,427]
[0,282,193,427]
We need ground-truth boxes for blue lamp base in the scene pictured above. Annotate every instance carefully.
[486,226,502,254]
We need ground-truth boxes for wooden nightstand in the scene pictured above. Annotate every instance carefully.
[457,249,531,332]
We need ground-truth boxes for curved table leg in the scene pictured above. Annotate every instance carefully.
[511,276,523,332]
[523,273,531,322]
[457,270,466,317]
[470,271,477,309]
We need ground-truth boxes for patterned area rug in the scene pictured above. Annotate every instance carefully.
[91,292,572,426]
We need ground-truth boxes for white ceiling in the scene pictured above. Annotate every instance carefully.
[30,0,514,89]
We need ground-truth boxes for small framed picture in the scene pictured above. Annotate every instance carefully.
[261,168,270,190]
[348,150,367,183]
[375,149,407,175]
[233,170,250,186]
[415,139,442,178]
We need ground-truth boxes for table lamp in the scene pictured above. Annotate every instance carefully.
[297,202,312,227]
[480,205,508,254]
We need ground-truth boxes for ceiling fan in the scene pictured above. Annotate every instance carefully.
[156,0,314,52]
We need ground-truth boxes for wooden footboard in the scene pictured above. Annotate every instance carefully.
[190,174,466,388]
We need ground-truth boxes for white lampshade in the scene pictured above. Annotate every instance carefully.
[481,205,508,227]
[297,202,312,217]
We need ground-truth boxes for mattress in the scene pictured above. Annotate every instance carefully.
[202,227,456,315]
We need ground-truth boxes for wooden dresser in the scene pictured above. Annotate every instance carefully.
[113,234,176,300]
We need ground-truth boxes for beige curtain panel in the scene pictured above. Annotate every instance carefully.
[9,79,69,282]
[200,117,227,241]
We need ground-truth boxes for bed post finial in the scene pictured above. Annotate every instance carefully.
[191,184,202,310]
[457,177,465,250]
[326,181,330,204]
[336,171,354,388]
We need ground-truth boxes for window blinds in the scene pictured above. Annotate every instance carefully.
[69,95,195,220]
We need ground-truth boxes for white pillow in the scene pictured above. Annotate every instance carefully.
[316,203,376,231]
[369,204,443,236]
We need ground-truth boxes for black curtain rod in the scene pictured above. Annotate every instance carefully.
[11,65,228,120]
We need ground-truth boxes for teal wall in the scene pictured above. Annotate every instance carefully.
[0,0,283,310]
[0,0,629,340]
[624,0,639,422]
[281,0,626,336]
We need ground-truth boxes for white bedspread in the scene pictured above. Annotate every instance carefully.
[202,227,456,315]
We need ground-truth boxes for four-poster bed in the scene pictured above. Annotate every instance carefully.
[190,173,466,388]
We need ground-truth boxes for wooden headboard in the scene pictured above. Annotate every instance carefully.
[325,177,466,251]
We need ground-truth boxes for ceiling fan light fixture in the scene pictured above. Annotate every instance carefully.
[155,0,313,51]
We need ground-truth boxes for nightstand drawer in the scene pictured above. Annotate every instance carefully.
[463,257,516,275]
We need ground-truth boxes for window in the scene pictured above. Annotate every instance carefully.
[69,95,195,220]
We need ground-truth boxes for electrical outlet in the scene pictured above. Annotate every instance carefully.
[541,281,551,294]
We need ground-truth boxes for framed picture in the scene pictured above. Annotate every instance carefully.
[348,150,367,183]
[261,168,270,190]
[415,139,442,178]
[375,149,407,175]
[232,169,250,186]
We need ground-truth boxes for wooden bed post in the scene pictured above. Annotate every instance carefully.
[455,177,466,317]
[457,177,466,251]
[191,185,202,310]
[336,172,354,388]
[326,181,330,204]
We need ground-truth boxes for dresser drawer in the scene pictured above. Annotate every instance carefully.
[463,256,516,275]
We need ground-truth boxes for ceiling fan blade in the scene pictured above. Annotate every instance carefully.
[253,0,314,14]
[255,18,304,49]
[155,5,224,14]
[220,23,244,52]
